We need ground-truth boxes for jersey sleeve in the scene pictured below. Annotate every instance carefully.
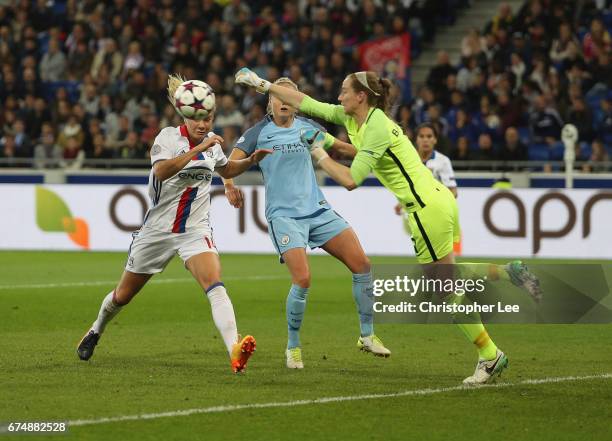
[150,129,175,164]
[439,156,457,188]
[234,125,260,155]
[299,96,347,126]
[349,111,391,186]
[212,143,228,168]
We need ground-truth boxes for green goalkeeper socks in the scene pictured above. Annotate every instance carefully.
[456,322,498,361]
[450,291,498,361]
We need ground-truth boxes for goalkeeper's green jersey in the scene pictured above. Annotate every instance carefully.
[300,96,440,212]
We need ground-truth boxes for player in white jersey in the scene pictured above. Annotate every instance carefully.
[77,74,271,373]
[394,123,458,227]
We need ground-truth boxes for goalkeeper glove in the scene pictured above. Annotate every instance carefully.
[235,68,271,94]
[300,128,327,150]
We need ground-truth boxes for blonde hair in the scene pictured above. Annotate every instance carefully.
[167,73,187,109]
[267,77,299,115]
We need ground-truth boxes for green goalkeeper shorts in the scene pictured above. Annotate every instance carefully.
[406,185,460,263]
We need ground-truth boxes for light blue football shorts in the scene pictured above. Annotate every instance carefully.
[268,208,350,262]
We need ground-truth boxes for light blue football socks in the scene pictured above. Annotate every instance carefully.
[286,284,308,349]
[352,272,374,337]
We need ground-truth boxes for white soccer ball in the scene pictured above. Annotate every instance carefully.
[173,80,216,120]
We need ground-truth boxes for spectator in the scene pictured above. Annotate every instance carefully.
[88,133,113,167]
[221,125,239,154]
[58,116,85,151]
[215,95,245,131]
[588,51,612,94]
[549,22,581,69]
[67,41,93,80]
[497,92,524,132]
[398,104,416,139]
[62,136,85,169]
[474,133,496,161]
[594,98,612,145]
[90,38,123,82]
[123,41,144,76]
[566,98,594,143]
[425,104,449,139]
[498,127,527,161]
[22,67,42,98]
[582,139,609,173]
[140,114,160,147]
[18,94,43,139]
[451,136,472,163]
[12,119,33,157]
[159,103,181,129]
[486,2,514,35]
[457,57,480,92]
[107,115,132,150]
[0,133,19,167]
[115,131,145,160]
[223,0,251,27]
[83,118,104,154]
[582,17,611,63]
[426,51,457,92]
[448,109,475,147]
[39,38,67,82]
[461,29,484,60]
[529,95,563,144]
[33,123,62,168]
[79,83,100,117]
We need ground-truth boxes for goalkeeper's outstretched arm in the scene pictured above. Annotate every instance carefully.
[268,84,306,110]
[235,68,346,125]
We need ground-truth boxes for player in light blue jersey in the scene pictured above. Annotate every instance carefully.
[223,78,390,368]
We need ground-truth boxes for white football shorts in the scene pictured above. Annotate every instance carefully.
[125,226,218,274]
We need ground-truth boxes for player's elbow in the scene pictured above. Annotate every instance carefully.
[345,182,358,191]
[153,163,170,182]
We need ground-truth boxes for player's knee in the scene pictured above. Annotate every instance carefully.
[201,269,223,291]
[113,287,135,306]
[351,254,371,274]
[293,272,311,289]
[358,255,371,273]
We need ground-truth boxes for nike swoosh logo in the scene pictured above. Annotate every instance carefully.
[267,135,273,139]
[485,358,500,375]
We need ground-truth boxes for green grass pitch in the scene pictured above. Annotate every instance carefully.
[1,251,611,440]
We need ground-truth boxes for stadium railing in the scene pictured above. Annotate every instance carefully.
[3,160,612,189]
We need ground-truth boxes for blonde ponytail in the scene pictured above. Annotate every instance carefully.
[167,73,187,108]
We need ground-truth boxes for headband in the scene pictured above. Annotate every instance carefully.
[355,71,380,96]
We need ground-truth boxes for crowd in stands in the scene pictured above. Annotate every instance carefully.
[414,0,612,171]
[0,0,610,172]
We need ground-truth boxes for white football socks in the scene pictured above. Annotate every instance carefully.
[91,291,123,334]
[206,283,238,355]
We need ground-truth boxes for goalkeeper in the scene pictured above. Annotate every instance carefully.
[236,68,542,385]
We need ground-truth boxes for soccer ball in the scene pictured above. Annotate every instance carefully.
[173,80,215,120]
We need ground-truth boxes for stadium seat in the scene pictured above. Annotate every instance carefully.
[528,143,550,161]
[549,142,565,160]
[580,141,592,159]
[517,126,531,145]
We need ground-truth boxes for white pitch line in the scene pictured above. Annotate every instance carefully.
[0,275,292,291]
[67,373,612,428]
